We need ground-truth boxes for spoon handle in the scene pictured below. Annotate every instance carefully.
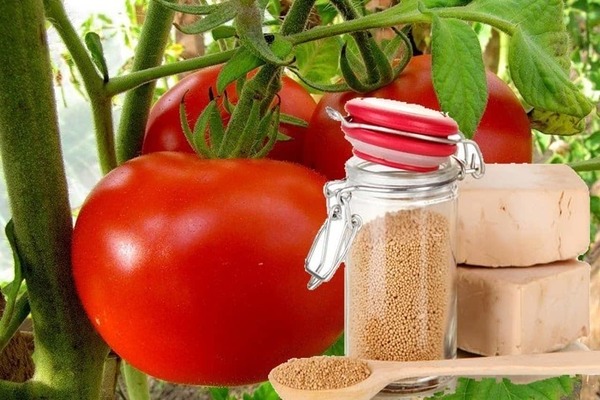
[374,351,600,382]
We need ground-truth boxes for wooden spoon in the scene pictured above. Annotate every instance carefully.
[269,351,600,400]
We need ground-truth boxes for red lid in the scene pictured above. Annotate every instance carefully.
[345,98,459,137]
[342,125,456,157]
[340,98,459,171]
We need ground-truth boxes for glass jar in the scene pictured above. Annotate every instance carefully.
[344,156,459,394]
[304,98,484,396]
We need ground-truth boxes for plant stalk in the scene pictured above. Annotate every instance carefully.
[330,0,382,85]
[44,0,118,174]
[0,294,30,354]
[103,2,518,100]
[121,362,151,400]
[105,49,234,96]
[288,3,515,46]
[116,0,178,163]
[220,0,316,157]
[570,157,600,172]
[0,1,109,398]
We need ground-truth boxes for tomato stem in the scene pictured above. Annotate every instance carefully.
[0,294,30,355]
[217,0,316,158]
[103,2,518,103]
[279,0,317,35]
[115,0,178,164]
[0,1,109,398]
[288,3,517,46]
[121,362,151,400]
[330,0,384,86]
[570,157,600,172]
[105,51,235,97]
[44,0,118,174]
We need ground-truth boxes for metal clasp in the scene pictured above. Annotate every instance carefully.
[305,180,362,290]
[453,136,485,180]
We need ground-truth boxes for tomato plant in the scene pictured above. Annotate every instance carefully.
[71,152,344,385]
[142,64,316,163]
[0,0,592,398]
[303,55,533,180]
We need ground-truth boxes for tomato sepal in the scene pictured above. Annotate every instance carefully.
[288,67,351,93]
[179,92,217,158]
[253,102,281,158]
[174,0,238,34]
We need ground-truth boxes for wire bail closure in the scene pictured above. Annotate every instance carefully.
[305,180,362,290]
[453,136,486,180]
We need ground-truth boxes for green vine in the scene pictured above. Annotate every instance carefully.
[44,0,117,174]
[116,0,178,163]
[0,1,108,398]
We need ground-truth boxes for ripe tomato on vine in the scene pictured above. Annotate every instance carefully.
[72,153,344,385]
[303,55,533,180]
[142,64,316,164]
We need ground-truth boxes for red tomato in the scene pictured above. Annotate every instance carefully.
[143,65,316,163]
[304,55,532,180]
[72,153,343,385]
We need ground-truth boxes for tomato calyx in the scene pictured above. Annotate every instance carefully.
[179,86,282,159]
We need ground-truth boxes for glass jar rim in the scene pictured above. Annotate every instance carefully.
[344,156,460,190]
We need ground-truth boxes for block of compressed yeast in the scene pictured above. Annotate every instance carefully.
[457,163,589,267]
[457,260,590,356]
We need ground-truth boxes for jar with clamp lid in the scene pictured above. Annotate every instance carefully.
[305,98,485,396]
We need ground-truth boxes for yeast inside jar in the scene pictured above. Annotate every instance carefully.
[343,158,459,388]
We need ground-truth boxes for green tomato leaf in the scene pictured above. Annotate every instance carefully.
[509,28,593,119]
[294,37,342,87]
[264,0,281,19]
[315,0,340,25]
[528,108,587,136]
[430,16,487,138]
[461,0,566,47]
[208,387,231,400]
[84,32,109,82]
[427,376,578,400]
[323,334,345,356]
[174,1,238,34]
[455,0,594,119]
[249,382,280,400]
